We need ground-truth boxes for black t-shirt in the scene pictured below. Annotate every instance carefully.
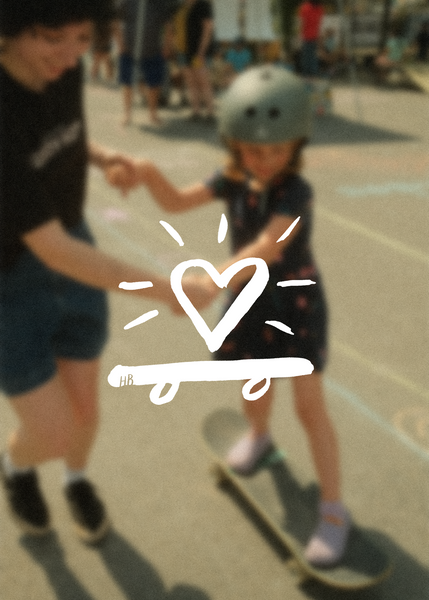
[0,64,88,270]
[185,0,214,59]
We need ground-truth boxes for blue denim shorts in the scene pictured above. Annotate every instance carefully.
[0,222,109,397]
[119,53,166,87]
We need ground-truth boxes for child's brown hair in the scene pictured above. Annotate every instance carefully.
[222,137,307,182]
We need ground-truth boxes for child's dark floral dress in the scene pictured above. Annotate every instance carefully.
[206,171,328,372]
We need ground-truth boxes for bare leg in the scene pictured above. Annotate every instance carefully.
[57,358,100,472]
[7,376,75,468]
[242,381,274,436]
[122,85,133,125]
[144,86,162,125]
[226,381,274,474]
[292,373,341,503]
[194,65,215,116]
[183,67,201,116]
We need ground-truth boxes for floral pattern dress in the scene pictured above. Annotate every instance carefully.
[206,171,328,372]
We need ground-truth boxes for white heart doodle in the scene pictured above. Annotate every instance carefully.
[170,258,269,352]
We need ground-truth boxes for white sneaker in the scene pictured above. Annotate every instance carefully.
[304,502,351,567]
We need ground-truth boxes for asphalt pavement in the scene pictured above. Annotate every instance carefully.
[1,72,428,600]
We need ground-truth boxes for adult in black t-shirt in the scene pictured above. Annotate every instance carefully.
[182,0,215,121]
[0,0,207,543]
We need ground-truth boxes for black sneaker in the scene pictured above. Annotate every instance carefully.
[65,480,110,544]
[0,456,51,536]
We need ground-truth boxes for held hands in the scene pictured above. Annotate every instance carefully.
[152,274,218,316]
[175,274,219,314]
[105,158,154,196]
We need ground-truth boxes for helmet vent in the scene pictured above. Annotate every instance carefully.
[245,106,257,118]
[268,107,280,119]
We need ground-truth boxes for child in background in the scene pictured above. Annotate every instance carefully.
[107,65,351,566]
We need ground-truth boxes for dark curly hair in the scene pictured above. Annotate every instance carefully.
[0,0,117,38]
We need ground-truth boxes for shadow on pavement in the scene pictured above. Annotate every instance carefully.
[97,529,211,600]
[21,532,95,600]
[311,114,417,146]
[138,112,417,149]
[218,462,429,600]
[140,116,221,147]
[20,529,211,600]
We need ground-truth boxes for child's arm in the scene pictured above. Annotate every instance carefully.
[202,213,301,293]
[136,160,213,212]
[106,159,214,212]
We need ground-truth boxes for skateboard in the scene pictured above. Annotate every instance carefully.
[202,408,392,591]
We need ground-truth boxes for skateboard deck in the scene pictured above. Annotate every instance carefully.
[202,408,392,590]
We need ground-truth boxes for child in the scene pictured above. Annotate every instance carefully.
[0,0,205,545]
[107,65,350,566]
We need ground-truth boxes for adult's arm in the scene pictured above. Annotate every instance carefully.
[22,218,174,304]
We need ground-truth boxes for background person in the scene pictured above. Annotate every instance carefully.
[183,0,216,122]
[90,17,116,83]
[116,0,178,125]
[298,0,324,78]
[414,21,429,62]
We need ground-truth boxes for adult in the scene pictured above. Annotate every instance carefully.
[374,26,408,84]
[298,0,324,77]
[183,0,216,122]
[91,18,116,83]
[224,38,252,79]
[117,0,178,125]
[415,21,429,62]
[0,0,205,543]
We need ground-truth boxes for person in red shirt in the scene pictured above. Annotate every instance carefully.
[298,0,324,76]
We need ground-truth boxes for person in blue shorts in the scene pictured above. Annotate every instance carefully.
[0,0,203,544]
[107,66,351,567]
[117,0,178,125]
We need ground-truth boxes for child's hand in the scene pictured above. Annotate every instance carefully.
[177,275,218,313]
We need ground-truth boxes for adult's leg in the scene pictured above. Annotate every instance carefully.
[193,64,215,117]
[7,376,76,468]
[183,66,202,117]
[144,85,162,125]
[122,85,133,125]
[56,357,101,472]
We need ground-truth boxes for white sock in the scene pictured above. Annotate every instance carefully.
[63,467,87,487]
[2,451,32,477]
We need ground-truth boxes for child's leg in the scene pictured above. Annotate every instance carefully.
[293,373,350,565]
[292,372,340,502]
[242,379,274,436]
[226,381,274,475]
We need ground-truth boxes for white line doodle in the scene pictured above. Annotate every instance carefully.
[119,281,153,290]
[111,216,316,403]
[265,320,294,335]
[276,216,300,242]
[277,279,316,287]
[218,213,228,243]
[160,220,184,246]
[124,310,159,331]
[108,357,314,405]
[170,258,269,352]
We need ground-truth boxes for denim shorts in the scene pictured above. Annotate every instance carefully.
[119,53,166,87]
[0,222,109,397]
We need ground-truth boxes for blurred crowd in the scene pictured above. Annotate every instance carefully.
[87,0,429,125]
